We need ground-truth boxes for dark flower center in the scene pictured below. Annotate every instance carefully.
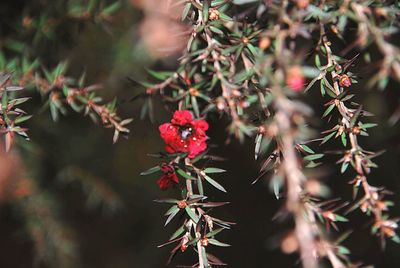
[179,126,193,140]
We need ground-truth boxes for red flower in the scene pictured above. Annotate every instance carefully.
[157,163,179,190]
[159,110,209,158]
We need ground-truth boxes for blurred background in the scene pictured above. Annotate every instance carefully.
[1,0,400,267]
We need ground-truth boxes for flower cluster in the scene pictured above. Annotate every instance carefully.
[159,110,208,158]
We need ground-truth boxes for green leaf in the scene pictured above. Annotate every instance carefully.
[170,224,186,240]
[165,206,180,226]
[191,96,200,118]
[185,206,200,223]
[208,238,230,247]
[340,162,349,174]
[341,132,347,147]
[302,66,320,78]
[234,69,255,84]
[211,0,228,7]
[204,167,226,174]
[145,68,172,80]
[154,198,179,204]
[219,12,233,21]
[204,175,227,193]
[306,161,322,168]
[391,235,400,244]
[62,85,69,97]
[320,78,326,96]
[270,175,283,200]
[11,97,30,106]
[322,104,335,118]
[165,205,179,216]
[321,132,336,144]
[255,133,262,160]
[209,26,223,35]
[4,39,25,53]
[197,175,204,196]
[359,123,377,129]
[233,0,258,4]
[315,55,321,68]
[335,214,349,222]
[200,246,209,267]
[299,144,315,154]
[206,228,225,238]
[304,154,324,161]
[349,106,362,128]
[203,0,210,23]
[140,166,161,176]
[378,77,389,90]
[101,1,121,16]
[43,67,54,82]
[182,3,191,21]
[2,91,8,113]
[338,246,351,255]
[187,237,200,246]
[53,62,68,78]
[49,102,59,121]
[308,4,330,19]
[14,115,33,124]
[177,169,196,180]
[246,43,258,56]
[87,0,99,12]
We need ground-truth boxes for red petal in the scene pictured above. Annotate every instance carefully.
[187,138,207,158]
[169,173,179,184]
[157,175,170,190]
[192,119,209,131]
[171,110,193,126]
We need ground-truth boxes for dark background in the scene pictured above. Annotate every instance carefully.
[1,0,400,267]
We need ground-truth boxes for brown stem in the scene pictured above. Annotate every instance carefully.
[185,158,206,268]
[321,26,383,230]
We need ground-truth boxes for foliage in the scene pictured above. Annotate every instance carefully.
[139,0,400,267]
[0,0,126,266]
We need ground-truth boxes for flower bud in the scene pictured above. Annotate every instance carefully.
[146,88,155,95]
[281,233,298,254]
[296,0,310,9]
[180,243,188,252]
[322,211,336,221]
[339,74,352,87]
[189,87,199,96]
[259,37,271,50]
[200,238,209,247]
[305,179,321,196]
[286,66,305,92]
[258,125,266,135]
[374,7,388,18]
[177,200,187,209]
[209,9,220,21]
[352,126,361,135]
[216,99,226,111]
[181,235,189,252]
[22,16,32,28]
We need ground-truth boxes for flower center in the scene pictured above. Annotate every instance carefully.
[179,126,193,140]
